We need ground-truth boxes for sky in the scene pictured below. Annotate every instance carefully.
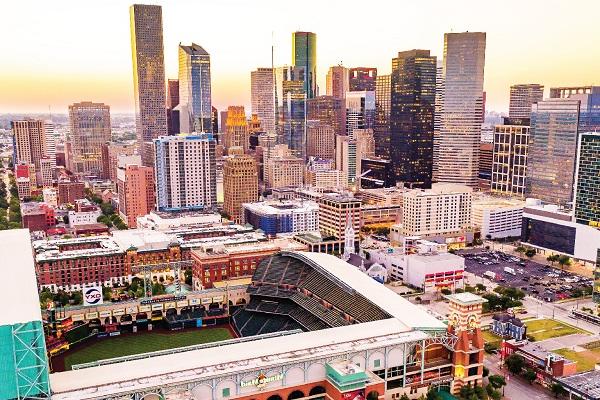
[0,0,598,115]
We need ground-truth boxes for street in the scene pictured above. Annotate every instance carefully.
[484,353,554,400]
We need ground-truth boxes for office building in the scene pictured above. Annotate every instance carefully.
[224,106,250,153]
[574,132,600,226]
[550,86,595,99]
[292,31,317,99]
[472,197,524,239]
[43,187,58,207]
[318,194,361,243]
[433,32,486,187]
[335,135,357,186]
[101,142,138,183]
[325,65,348,100]
[243,199,319,235]
[167,79,180,135]
[223,153,258,223]
[265,152,304,189]
[306,121,335,160]
[345,91,376,136]
[57,180,85,205]
[211,106,219,134]
[68,101,111,176]
[154,133,217,211]
[479,142,493,183]
[305,160,347,189]
[527,99,580,206]
[251,68,276,134]
[11,119,47,172]
[130,4,168,166]
[281,66,307,159]
[491,117,530,198]
[374,74,391,158]
[551,86,600,132]
[390,50,436,188]
[44,120,57,167]
[306,95,345,136]
[349,67,377,91]
[178,43,212,133]
[401,183,473,237]
[117,164,155,228]
[39,157,54,187]
[509,84,544,119]
[360,158,394,189]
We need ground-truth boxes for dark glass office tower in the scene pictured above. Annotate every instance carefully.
[574,132,600,226]
[389,49,436,188]
[292,32,317,99]
[281,66,307,159]
[349,67,377,92]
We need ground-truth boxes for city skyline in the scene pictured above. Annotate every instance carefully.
[1,0,598,114]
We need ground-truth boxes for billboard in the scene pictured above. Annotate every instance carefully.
[342,389,365,400]
[83,286,103,306]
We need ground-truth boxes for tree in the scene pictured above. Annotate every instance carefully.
[400,395,410,400]
[522,369,536,384]
[100,202,114,216]
[476,283,487,293]
[184,268,193,285]
[484,342,499,354]
[505,353,525,375]
[550,383,567,398]
[558,255,571,271]
[515,246,526,256]
[426,388,442,400]
[441,288,452,295]
[488,375,506,390]
[547,254,559,266]
[102,285,112,301]
[482,366,490,378]
[525,248,536,259]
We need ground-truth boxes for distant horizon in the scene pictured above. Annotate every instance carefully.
[1,0,598,114]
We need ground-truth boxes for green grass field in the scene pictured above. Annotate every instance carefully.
[63,328,233,370]
[553,347,600,372]
[482,330,503,346]
[525,319,589,341]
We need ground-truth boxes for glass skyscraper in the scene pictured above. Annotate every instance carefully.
[345,91,376,137]
[390,49,436,188]
[292,31,317,99]
[527,99,580,206]
[281,66,307,159]
[574,132,600,226]
[178,43,212,133]
[375,74,391,158]
[130,4,168,166]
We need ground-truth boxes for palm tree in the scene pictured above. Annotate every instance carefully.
[547,254,559,266]
[558,255,572,271]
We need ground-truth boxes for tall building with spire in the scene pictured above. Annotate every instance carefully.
[178,43,212,133]
[292,31,317,98]
[130,4,168,166]
[433,32,486,188]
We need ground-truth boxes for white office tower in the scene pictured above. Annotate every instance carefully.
[251,68,276,134]
[44,120,57,167]
[154,133,216,211]
[433,32,486,188]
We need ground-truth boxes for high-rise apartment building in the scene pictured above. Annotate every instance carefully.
[574,132,600,226]
[281,66,307,159]
[306,121,335,160]
[44,120,57,168]
[509,84,544,119]
[178,43,212,133]
[433,32,486,188]
[223,154,258,223]
[11,119,47,172]
[527,99,580,206]
[306,96,345,136]
[251,68,276,134]
[345,91,376,137]
[349,67,377,92]
[101,142,138,183]
[154,133,216,211]
[318,194,361,242]
[433,61,444,159]
[130,4,168,166]
[167,79,180,135]
[292,31,317,99]
[265,154,304,189]
[491,117,530,198]
[335,130,373,186]
[117,164,155,228]
[325,65,349,100]
[374,74,391,158]
[390,50,436,189]
[68,101,111,176]
[224,106,250,153]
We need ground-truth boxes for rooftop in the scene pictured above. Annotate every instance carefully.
[444,292,487,306]
[558,370,600,399]
[242,199,318,215]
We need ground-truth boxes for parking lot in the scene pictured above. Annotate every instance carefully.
[457,249,593,302]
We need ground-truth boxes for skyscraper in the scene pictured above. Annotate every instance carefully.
[349,67,377,92]
[551,86,600,132]
[68,101,111,176]
[178,43,212,133]
[509,84,544,119]
[433,32,486,188]
[306,121,335,160]
[326,65,349,100]
[292,31,317,98]
[306,95,345,136]
[130,4,168,166]
[374,74,391,158]
[44,120,57,168]
[224,106,250,153]
[166,79,180,135]
[11,119,47,173]
[117,163,155,228]
[223,153,258,223]
[390,49,436,188]
[491,117,530,198]
[574,132,600,226]
[251,68,276,134]
[527,99,580,206]
[154,133,216,211]
[281,66,307,159]
[345,91,375,136]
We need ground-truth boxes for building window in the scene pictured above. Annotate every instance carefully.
[222,388,230,397]
[374,359,381,368]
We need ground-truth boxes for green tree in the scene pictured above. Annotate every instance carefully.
[100,202,114,216]
[515,245,526,255]
[476,283,487,293]
[102,285,113,301]
[184,268,193,285]
[505,354,525,375]
[522,369,536,384]
[400,395,410,400]
[426,388,442,400]
[441,288,452,295]
[558,255,571,270]
[488,375,506,390]
[547,254,559,266]
[152,282,166,296]
[525,248,536,259]
[550,383,567,398]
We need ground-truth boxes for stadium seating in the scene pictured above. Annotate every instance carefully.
[290,292,349,327]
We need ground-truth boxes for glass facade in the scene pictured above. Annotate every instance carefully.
[281,66,307,159]
[345,91,376,137]
[292,31,317,99]
[491,118,530,198]
[349,67,377,92]
[527,99,580,206]
[178,43,212,133]
[390,50,436,188]
[360,158,394,188]
[574,132,600,226]
[375,74,391,158]
[521,217,576,255]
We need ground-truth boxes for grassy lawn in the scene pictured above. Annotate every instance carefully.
[553,348,600,372]
[526,319,590,341]
[482,330,503,346]
[63,328,232,370]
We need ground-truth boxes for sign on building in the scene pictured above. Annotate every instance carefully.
[83,286,103,306]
